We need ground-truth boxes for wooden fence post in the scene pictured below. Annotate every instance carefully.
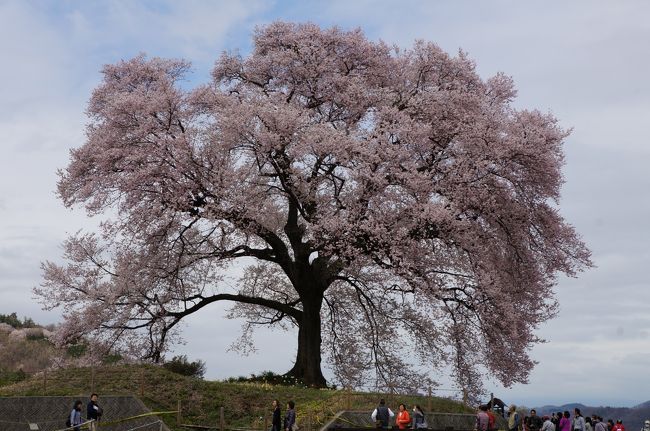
[177,399,182,426]
[220,406,225,431]
[264,410,269,431]
[140,368,145,397]
[346,388,352,410]
[91,364,96,393]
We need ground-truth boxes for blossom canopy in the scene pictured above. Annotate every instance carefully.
[38,21,591,392]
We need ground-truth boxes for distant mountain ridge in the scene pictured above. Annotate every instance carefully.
[534,402,650,431]
[634,401,650,410]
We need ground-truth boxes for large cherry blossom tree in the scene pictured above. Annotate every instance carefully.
[38,22,591,391]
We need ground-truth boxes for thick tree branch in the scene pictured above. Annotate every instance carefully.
[168,292,302,321]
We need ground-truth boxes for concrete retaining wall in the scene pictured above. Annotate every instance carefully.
[0,395,171,431]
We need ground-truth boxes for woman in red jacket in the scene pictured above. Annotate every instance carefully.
[396,404,411,429]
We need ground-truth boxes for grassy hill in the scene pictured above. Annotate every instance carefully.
[0,313,473,430]
[0,365,472,431]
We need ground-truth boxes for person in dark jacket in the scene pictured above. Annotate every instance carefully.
[284,400,296,431]
[528,410,543,431]
[412,405,427,429]
[87,393,102,431]
[371,399,395,428]
[272,399,282,431]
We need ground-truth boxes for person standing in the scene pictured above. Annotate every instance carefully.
[594,417,607,431]
[272,400,282,431]
[70,400,83,431]
[371,399,395,429]
[560,412,572,431]
[86,393,102,431]
[476,405,490,431]
[573,409,585,431]
[284,401,296,431]
[528,410,543,431]
[542,416,556,431]
[396,404,411,430]
[487,408,497,431]
[585,417,593,431]
[612,420,625,431]
[508,405,521,431]
[412,405,427,429]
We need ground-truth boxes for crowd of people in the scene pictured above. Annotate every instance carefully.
[475,404,647,431]
[276,397,429,430]
[65,393,649,431]
[370,398,428,429]
[274,397,645,431]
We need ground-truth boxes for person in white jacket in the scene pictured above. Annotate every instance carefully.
[573,409,585,431]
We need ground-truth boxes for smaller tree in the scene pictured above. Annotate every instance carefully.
[0,313,36,329]
[163,355,206,379]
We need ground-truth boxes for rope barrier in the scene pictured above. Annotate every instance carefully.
[96,410,178,426]
[48,410,177,431]
[124,420,163,431]
[54,419,95,431]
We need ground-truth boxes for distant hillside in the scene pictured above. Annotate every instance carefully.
[0,312,126,386]
[535,403,650,431]
[0,313,59,385]
[634,401,650,410]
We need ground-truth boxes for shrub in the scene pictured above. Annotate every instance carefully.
[66,344,87,358]
[102,354,123,364]
[163,355,206,379]
[226,371,308,387]
[0,369,27,387]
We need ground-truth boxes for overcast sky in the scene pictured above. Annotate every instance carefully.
[2,0,650,409]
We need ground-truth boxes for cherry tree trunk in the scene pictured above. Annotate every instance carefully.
[286,292,327,387]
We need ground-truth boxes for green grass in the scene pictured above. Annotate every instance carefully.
[0,369,28,387]
[0,365,472,431]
